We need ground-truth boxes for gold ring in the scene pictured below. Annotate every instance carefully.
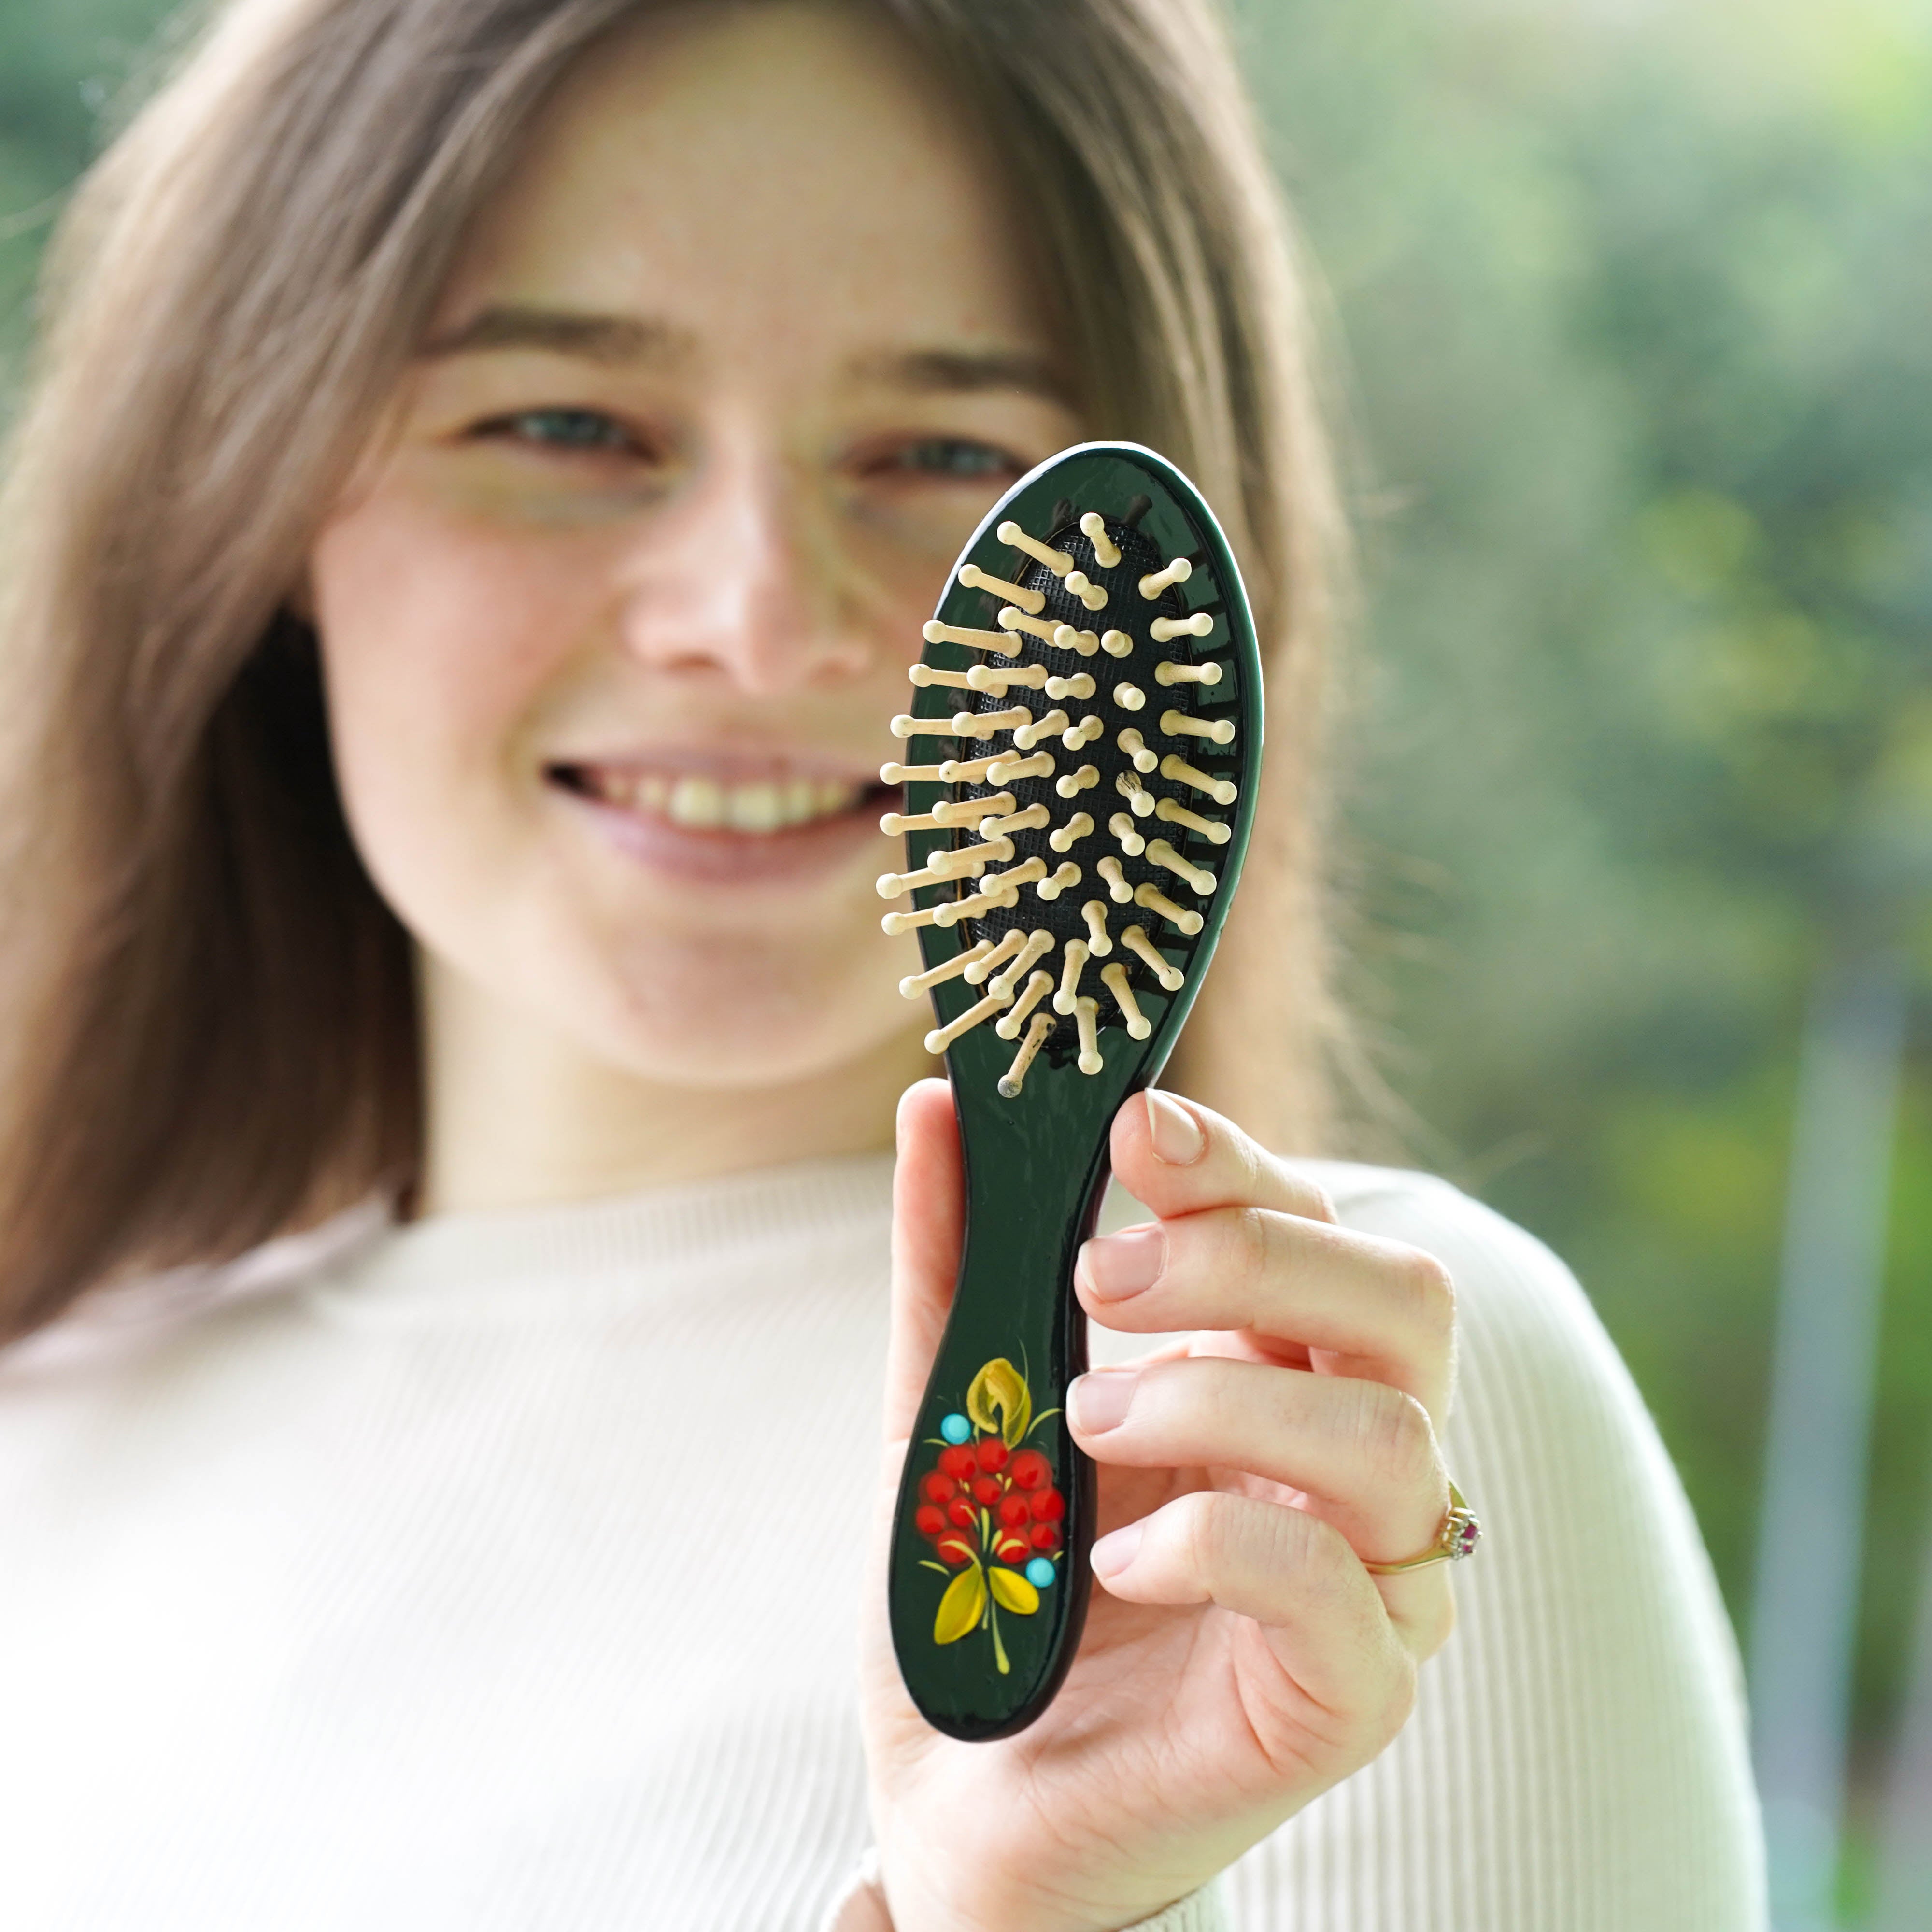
[1363,1481,1481,1575]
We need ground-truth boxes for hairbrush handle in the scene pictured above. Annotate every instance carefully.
[886,1076,1118,1740]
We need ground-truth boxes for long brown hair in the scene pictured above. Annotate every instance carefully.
[0,0,1351,1339]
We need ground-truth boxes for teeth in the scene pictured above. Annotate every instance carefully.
[578,767,862,832]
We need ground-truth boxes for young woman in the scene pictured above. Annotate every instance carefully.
[0,0,1762,1926]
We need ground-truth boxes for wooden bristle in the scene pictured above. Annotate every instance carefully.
[1122,924,1185,991]
[1036,861,1082,901]
[991,930,1056,998]
[981,802,1050,839]
[1080,513,1122,568]
[1012,709,1069,750]
[923,620,1018,655]
[1045,671,1095,700]
[1053,625,1101,656]
[936,753,1004,784]
[1138,557,1192,600]
[997,1011,1054,1096]
[997,521,1073,577]
[1159,754,1238,805]
[987,749,1056,785]
[1155,796,1231,845]
[995,608,1062,644]
[1101,963,1152,1040]
[951,705,1032,739]
[900,938,994,998]
[1117,728,1157,772]
[1061,716,1104,752]
[1054,764,1099,798]
[986,856,1048,897]
[908,664,976,691]
[960,564,1044,613]
[1054,939,1091,1014]
[1150,612,1215,642]
[1096,855,1132,903]
[924,986,1012,1055]
[1074,997,1103,1075]
[934,884,1013,928]
[1049,812,1094,853]
[882,904,944,935]
[881,759,944,784]
[1109,812,1146,856]
[1081,900,1112,954]
[967,661,1050,693]
[890,714,955,739]
[1134,881,1204,936]
[1062,570,1108,611]
[1154,659,1222,687]
[1116,771,1155,817]
[995,972,1055,1042]
[1146,838,1217,895]
[1100,629,1134,657]
[1161,708,1236,747]
[1112,682,1146,711]
[963,928,1028,984]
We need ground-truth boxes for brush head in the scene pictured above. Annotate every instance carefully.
[881,444,1260,1100]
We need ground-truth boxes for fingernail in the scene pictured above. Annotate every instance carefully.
[1070,1368,1139,1433]
[1090,1520,1144,1579]
[1078,1224,1166,1301]
[1146,1090,1206,1165]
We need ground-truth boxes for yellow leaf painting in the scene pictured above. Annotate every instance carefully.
[934,1562,987,1644]
[986,1566,1041,1616]
[966,1357,1032,1448]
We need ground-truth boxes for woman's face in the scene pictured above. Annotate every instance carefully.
[310,0,1080,1093]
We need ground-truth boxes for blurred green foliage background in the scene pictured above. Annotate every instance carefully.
[2,0,1928,1911]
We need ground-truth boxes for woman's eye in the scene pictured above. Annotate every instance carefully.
[889,439,1018,480]
[481,408,639,454]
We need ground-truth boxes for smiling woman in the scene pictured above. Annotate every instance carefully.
[0,1,1761,1929]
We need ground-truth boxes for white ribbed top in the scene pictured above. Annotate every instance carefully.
[0,1155,1764,1930]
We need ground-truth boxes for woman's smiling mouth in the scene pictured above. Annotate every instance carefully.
[545,758,896,884]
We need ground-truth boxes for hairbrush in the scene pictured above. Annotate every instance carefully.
[881,442,1262,1739]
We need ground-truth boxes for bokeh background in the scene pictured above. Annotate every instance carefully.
[2,0,1928,1921]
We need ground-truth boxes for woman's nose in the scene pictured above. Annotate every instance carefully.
[614,443,871,696]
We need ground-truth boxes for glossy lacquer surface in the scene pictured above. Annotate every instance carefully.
[886,445,1263,1738]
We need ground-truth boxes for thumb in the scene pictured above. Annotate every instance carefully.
[883,1076,963,1445]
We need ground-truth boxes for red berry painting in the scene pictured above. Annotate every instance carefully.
[909,1356,1067,1676]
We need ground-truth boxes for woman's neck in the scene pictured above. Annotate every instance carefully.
[414,954,930,1217]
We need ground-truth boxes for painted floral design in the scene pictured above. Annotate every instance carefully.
[910,1357,1065,1675]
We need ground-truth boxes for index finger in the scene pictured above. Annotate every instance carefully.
[1110,1090,1336,1226]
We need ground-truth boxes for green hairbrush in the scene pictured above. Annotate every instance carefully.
[880,443,1263,1738]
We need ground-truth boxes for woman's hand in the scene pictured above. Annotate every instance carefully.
[855,1081,1459,1932]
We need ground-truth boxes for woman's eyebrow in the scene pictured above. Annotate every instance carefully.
[850,346,1071,405]
[418,305,697,369]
